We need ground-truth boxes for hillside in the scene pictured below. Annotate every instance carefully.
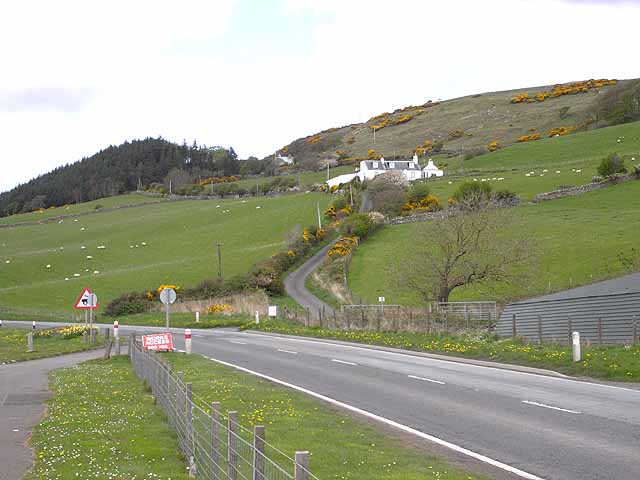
[0,138,242,217]
[278,78,640,167]
[0,192,330,313]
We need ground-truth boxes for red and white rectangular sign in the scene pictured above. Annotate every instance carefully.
[142,333,174,351]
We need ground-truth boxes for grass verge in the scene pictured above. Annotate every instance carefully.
[165,352,487,480]
[244,319,640,382]
[0,327,104,364]
[102,311,251,329]
[25,356,188,479]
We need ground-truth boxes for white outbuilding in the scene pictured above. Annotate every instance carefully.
[423,159,444,178]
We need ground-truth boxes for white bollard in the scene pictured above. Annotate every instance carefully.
[185,328,192,354]
[195,311,200,323]
[255,310,260,324]
[572,331,581,362]
[113,320,119,339]
[32,320,36,330]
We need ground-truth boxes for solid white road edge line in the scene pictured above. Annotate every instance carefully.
[522,400,582,414]
[277,349,298,355]
[239,332,640,394]
[206,355,544,480]
[408,374,446,385]
[331,359,358,366]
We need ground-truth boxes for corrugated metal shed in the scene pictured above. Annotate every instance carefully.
[497,274,640,344]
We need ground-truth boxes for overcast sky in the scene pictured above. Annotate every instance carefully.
[1,0,638,192]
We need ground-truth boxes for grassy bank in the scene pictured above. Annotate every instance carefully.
[25,356,188,479]
[165,352,487,480]
[105,311,251,329]
[349,180,640,304]
[245,319,640,382]
[0,326,104,363]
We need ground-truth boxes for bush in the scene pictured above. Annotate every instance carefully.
[104,292,150,317]
[597,153,627,178]
[341,213,379,239]
[451,181,493,207]
[407,181,431,204]
[494,189,518,202]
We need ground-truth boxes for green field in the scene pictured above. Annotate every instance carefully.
[0,193,165,226]
[0,193,330,313]
[424,121,640,202]
[0,326,104,363]
[349,180,640,304]
[166,353,486,480]
[25,357,189,480]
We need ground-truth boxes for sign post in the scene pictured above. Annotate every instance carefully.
[74,288,99,327]
[160,288,177,329]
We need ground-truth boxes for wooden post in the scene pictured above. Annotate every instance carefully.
[332,309,337,330]
[252,425,265,480]
[598,317,603,345]
[306,308,310,327]
[512,314,517,340]
[360,304,365,330]
[568,315,573,341]
[228,411,239,480]
[295,451,310,480]
[633,316,638,345]
[537,315,543,345]
[103,339,113,360]
[318,309,323,329]
[211,402,221,480]
[426,305,431,334]
[27,333,34,353]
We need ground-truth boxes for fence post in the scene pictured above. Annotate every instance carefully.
[177,372,184,440]
[82,330,88,343]
[360,304,365,330]
[633,316,638,345]
[464,304,469,330]
[306,308,310,327]
[228,411,239,480]
[598,317,603,345]
[90,327,96,343]
[103,327,110,340]
[27,333,34,352]
[253,425,265,480]
[568,315,573,341]
[295,451,310,480]
[186,382,196,477]
[511,314,516,340]
[115,337,121,356]
[537,315,543,345]
[211,402,221,480]
[332,309,337,330]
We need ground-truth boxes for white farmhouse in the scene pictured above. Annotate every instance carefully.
[357,155,422,182]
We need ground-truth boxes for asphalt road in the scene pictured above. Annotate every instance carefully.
[283,240,336,319]
[4,321,640,480]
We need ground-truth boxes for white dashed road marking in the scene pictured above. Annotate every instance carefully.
[277,349,298,355]
[522,400,581,414]
[408,374,446,385]
[331,359,358,366]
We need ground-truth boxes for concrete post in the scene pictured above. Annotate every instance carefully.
[185,329,192,354]
[228,411,239,480]
[252,425,265,480]
[211,402,221,480]
[572,332,581,362]
[195,311,200,323]
[27,333,34,352]
[255,310,260,325]
[294,451,310,480]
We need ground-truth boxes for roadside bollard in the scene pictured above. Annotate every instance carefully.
[195,311,200,323]
[185,329,192,354]
[32,320,36,330]
[27,333,34,353]
[113,320,119,339]
[572,331,581,362]
[255,310,260,324]
[115,336,121,356]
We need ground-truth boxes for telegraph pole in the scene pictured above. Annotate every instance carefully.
[216,242,222,280]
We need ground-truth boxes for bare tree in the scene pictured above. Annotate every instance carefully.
[390,201,537,303]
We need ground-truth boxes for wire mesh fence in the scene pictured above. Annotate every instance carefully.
[280,301,497,335]
[129,337,318,480]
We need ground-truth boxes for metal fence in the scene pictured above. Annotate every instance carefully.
[129,337,318,480]
[280,301,496,334]
[497,292,640,345]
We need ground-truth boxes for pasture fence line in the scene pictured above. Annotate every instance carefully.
[129,337,318,480]
[281,301,497,335]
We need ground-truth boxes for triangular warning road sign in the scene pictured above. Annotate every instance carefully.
[74,288,97,309]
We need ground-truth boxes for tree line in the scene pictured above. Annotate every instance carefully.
[0,138,272,217]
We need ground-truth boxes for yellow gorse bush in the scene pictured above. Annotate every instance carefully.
[511,79,617,103]
[207,304,234,314]
[327,236,359,257]
[487,140,502,152]
[517,134,541,142]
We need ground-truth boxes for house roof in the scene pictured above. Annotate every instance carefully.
[362,160,420,171]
